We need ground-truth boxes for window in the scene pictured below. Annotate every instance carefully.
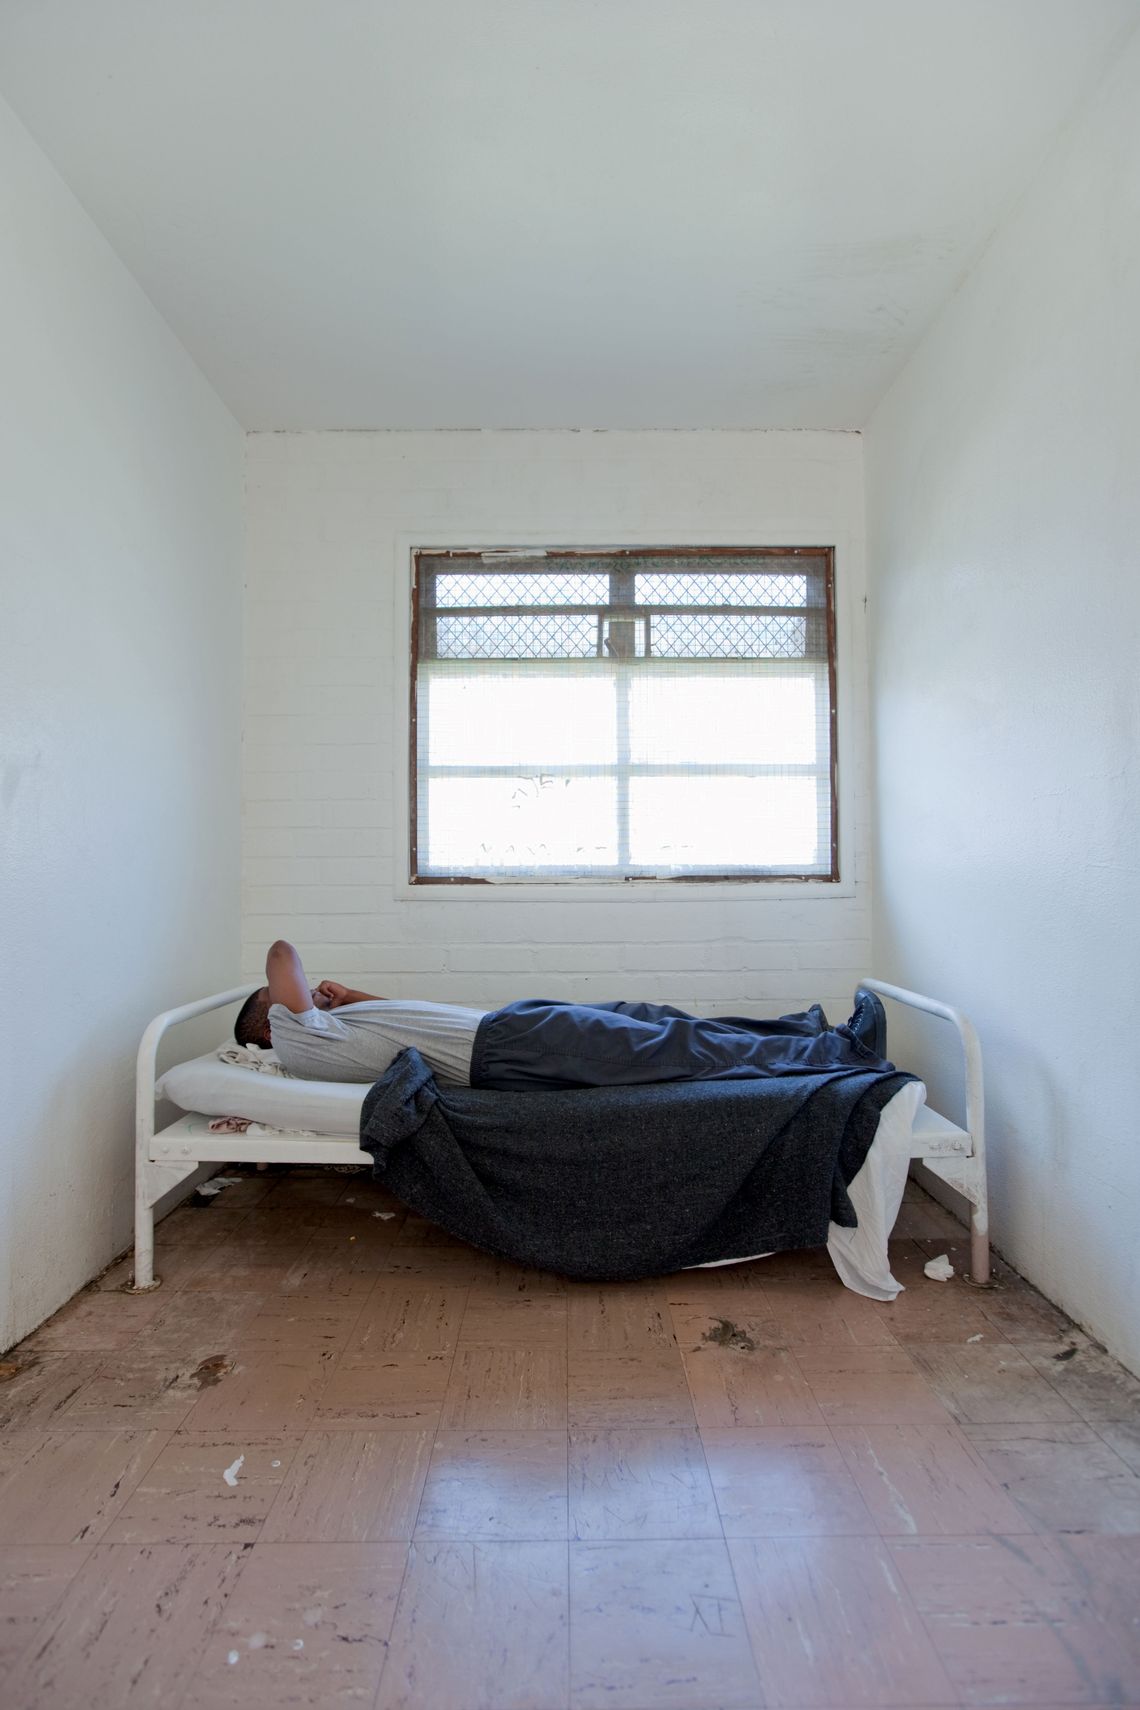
[410,547,838,883]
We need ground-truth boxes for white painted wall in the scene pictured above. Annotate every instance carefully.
[865,35,1140,1370]
[243,431,871,1019]
[0,98,244,1349]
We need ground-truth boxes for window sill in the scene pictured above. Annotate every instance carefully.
[397,876,857,902]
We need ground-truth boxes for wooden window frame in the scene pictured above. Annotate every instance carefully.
[409,545,839,885]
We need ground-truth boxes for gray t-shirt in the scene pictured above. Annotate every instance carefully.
[268,1000,487,1085]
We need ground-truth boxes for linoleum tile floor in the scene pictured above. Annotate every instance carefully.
[1,1171,1138,1710]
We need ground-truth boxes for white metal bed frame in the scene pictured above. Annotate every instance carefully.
[130,976,989,1292]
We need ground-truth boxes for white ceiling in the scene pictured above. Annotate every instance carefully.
[2,0,1137,430]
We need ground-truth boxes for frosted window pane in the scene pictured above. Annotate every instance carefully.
[649,612,808,658]
[635,571,808,606]
[434,571,609,607]
[425,672,616,768]
[629,671,821,766]
[630,776,823,869]
[426,776,618,870]
[435,613,598,658]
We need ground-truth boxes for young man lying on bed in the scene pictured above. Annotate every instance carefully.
[235,939,890,1092]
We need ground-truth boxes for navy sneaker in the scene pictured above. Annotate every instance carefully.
[848,988,887,1059]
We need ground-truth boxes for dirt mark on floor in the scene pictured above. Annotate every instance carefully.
[701,1318,756,1353]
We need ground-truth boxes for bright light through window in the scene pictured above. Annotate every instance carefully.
[412,549,837,882]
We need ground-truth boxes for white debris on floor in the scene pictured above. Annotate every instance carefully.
[197,1175,244,1198]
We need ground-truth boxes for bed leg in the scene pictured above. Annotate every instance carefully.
[126,1189,162,1293]
[970,1211,991,1288]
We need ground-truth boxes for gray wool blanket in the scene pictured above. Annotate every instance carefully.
[359,1050,914,1280]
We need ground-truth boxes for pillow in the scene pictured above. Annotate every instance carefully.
[156,1051,366,1138]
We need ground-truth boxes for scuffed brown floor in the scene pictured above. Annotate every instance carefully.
[1,1170,1139,1710]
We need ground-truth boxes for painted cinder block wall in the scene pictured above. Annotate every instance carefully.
[864,33,1140,1372]
[242,430,872,1019]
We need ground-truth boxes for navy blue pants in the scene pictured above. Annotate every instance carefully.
[469,999,883,1090]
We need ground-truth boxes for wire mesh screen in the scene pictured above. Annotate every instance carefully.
[412,549,837,881]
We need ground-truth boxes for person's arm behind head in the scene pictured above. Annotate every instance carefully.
[314,981,385,1008]
[265,943,387,1015]
[266,939,316,1013]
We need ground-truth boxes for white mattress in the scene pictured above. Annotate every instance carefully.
[157,1052,367,1137]
[156,1050,924,1300]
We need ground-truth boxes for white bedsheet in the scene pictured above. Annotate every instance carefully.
[827,1079,924,1299]
[156,1051,923,1299]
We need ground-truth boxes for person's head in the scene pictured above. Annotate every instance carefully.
[235,986,272,1050]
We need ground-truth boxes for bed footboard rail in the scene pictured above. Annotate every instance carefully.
[857,977,990,1286]
[129,982,260,1292]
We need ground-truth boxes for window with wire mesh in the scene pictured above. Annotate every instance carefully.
[411,547,838,882]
